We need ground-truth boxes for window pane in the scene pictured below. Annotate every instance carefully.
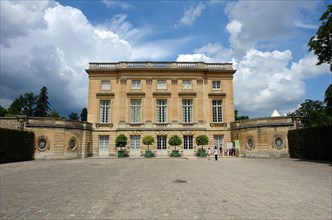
[157,80,167,89]
[182,99,193,123]
[182,80,192,89]
[132,80,141,89]
[212,100,222,122]
[156,99,167,123]
[101,81,111,90]
[130,99,142,123]
[212,81,221,89]
[100,100,110,123]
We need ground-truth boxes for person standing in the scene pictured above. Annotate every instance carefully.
[214,146,219,161]
[207,147,211,160]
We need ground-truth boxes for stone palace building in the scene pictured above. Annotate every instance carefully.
[0,62,294,159]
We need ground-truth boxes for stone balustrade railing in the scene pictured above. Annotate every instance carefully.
[88,62,233,70]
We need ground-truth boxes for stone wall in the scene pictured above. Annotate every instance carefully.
[0,117,92,160]
[231,117,295,158]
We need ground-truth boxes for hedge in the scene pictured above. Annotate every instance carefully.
[288,125,332,161]
[0,128,35,163]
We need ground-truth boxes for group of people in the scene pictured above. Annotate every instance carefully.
[207,145,236,160]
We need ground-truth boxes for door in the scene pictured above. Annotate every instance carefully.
[157,135,167,156]
[183,135,194,156]
[98,135,109,157]
[130,135,141,157]
[214,135,224,155]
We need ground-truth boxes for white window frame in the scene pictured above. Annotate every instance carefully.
[212,100,223,123]
[98,135,109,150]
[157,80,167,90]
[212,81,221,90]
[130,135,140,150]
[99,100,110,123]
[183,135,193,150]
[157,135,167,150]
[182,99,193,123]
[214,135,224,148]
[130,99,142,123]
[131,80,141,89]
[182,80,192,89]
[156,99,167,123]
[101,80,111,90]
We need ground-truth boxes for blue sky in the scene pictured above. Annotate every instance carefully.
[1,0,331,118]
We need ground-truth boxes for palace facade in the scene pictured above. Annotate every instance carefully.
[86,62,236,157]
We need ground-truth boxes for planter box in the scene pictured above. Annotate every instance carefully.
[145,150,152,158]
[118,150,125,158]
[199,149,206,157]
[172,150,180,157]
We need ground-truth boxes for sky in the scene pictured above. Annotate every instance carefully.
[1,0,331,118]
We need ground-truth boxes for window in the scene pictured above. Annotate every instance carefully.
[98,135,109,151]
[130,135,140,150]
[156,99,167,123]
[157,135,167,150]
[212,100,223,122]
[182,99,193,123]
[214,135,224,148]
[132,80,141,89]
[100,100,110,123]
[212,81,221,90]
[183,135,193,150]
[157,80,167,90]
[182,80,192,89]
[130,99,142,123]
[101,81,111,90]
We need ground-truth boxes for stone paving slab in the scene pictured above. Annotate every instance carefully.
[1,158,331,219]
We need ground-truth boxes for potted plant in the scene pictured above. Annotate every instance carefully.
[168,135,182,157]
[196,135,209,157]
[143,135,154,158]
[115,134,127,157]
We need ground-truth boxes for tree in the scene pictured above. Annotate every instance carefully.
[0,105,7,116]
[49,109,60,118]
[234,110,249,121]
[289,99,327,127]
[142,135,154,151]
[80,107,87,121]
[324,84,332,115]
[196,135,209,150]
[8,92,37,116]
[308,4,332,71]
[68,112,79,120]
[115,134,128,151]
[168,135,182,152]
[34,86,50,117]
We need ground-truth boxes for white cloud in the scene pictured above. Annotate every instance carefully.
[102,0,134,9]
[177,54,212,62]
[0,1,132,114]
[176,2,205,27]
[224,1,320,58]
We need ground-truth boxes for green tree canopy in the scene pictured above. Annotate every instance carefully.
[168,135,182,151]
[8,92,37,116]
[80,107,87,121]
[234,110,249,121]
[195,135,209,149]
[324,84,332,115]
[34,86,50,117]
[49,109,60,118]
[115,134,128,150]
[68,112,79,120]
[0,105,8,117]
[308,4,332,71]
[142,135,155,151]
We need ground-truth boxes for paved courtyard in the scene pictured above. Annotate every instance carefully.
[1,157,331,219]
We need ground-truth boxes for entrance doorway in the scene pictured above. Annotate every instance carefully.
[130,135,141,157]
[157,135,167,156]
[98,135,109,157]
[183,135,194,156]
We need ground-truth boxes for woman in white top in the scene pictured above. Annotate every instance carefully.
[214,146,219,161]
